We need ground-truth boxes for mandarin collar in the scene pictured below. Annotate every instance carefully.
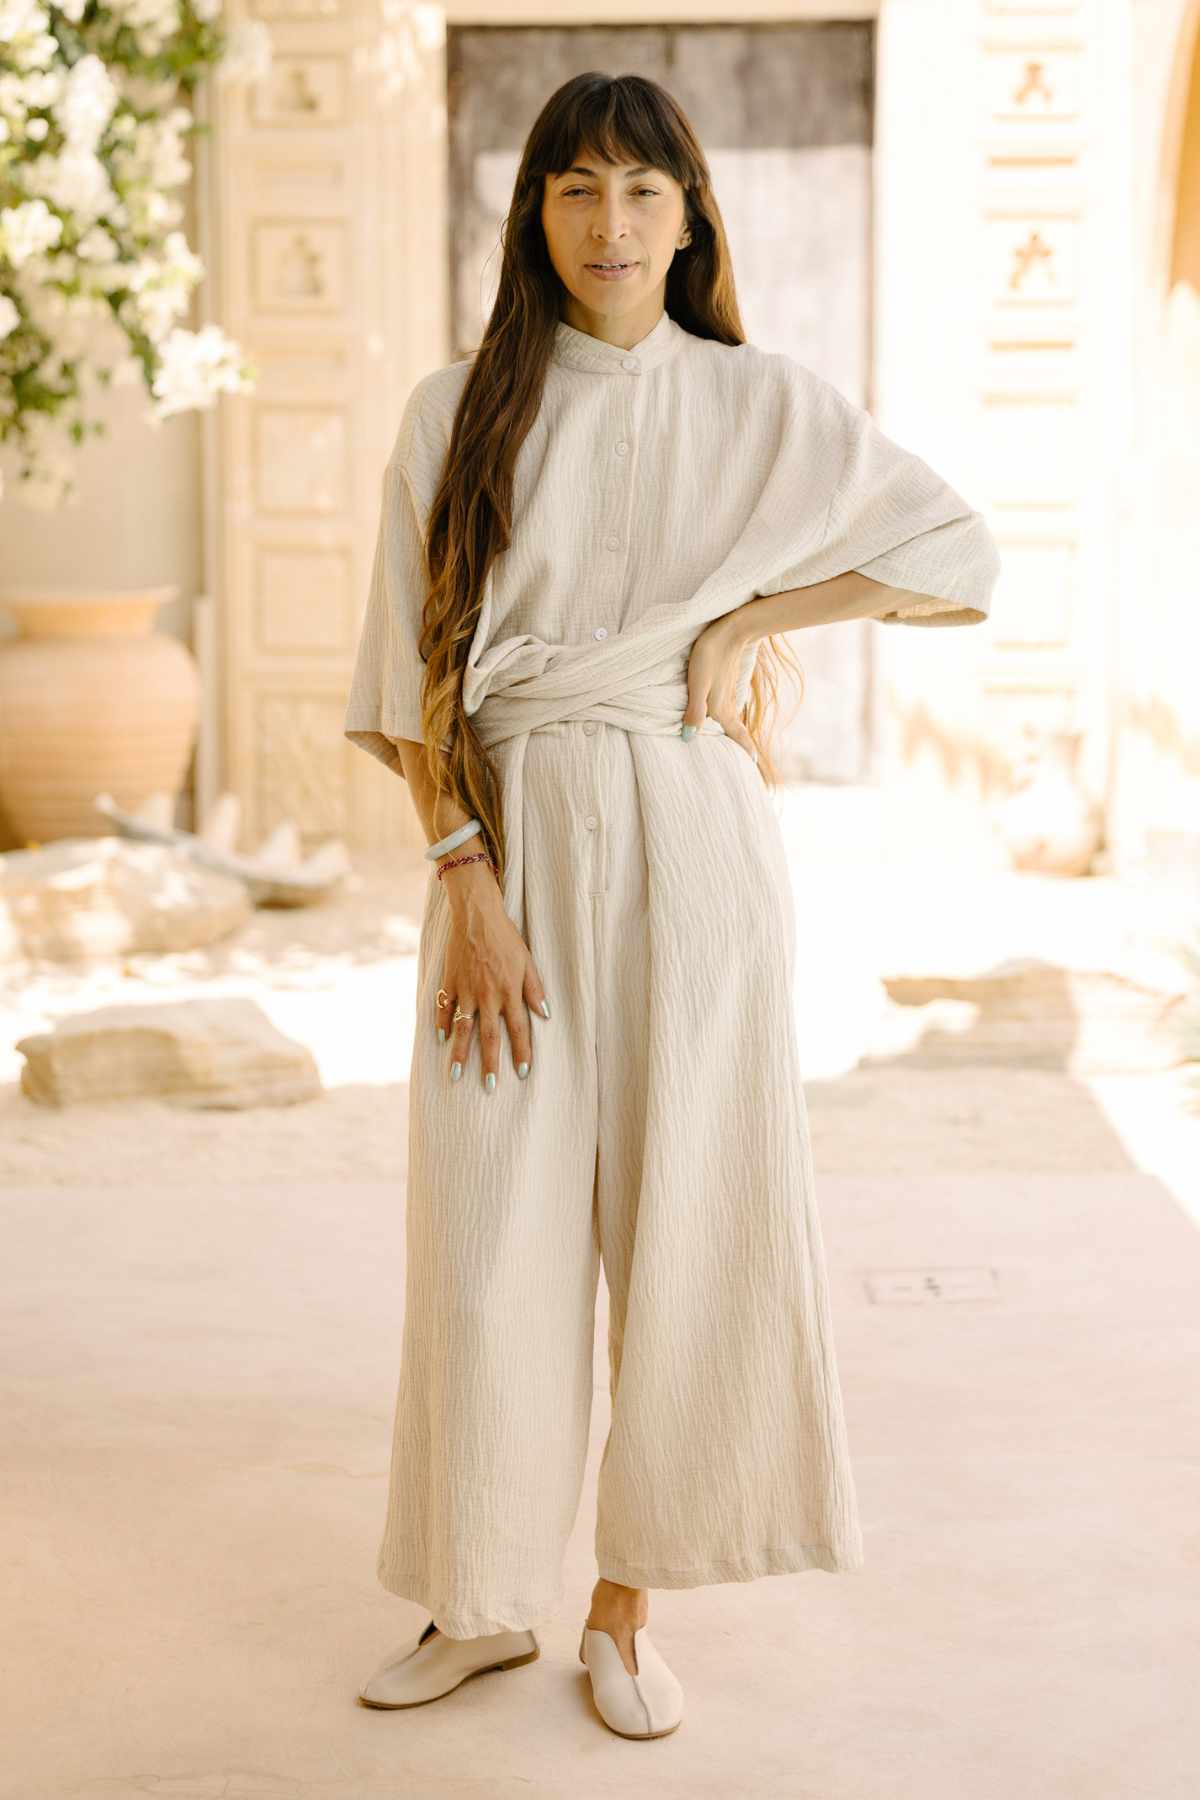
[550,308,684,375]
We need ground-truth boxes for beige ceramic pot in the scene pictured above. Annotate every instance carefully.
[0,585,198,846]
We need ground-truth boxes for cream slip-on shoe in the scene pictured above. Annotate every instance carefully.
[579,1623,684,1739]
[358,1618,540,1708]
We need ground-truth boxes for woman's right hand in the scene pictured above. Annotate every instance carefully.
[435,862,549,1089]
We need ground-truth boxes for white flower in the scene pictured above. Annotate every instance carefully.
[25,31,59,73]
[144,190,185,229]
[18,69,63,107]
[0,0,50,58]
[56,53,118,153]
[121,231,205,340]
[162,228,204,280]
[0,0,255,505]
[136,288,188,339]
[23,145,116,227]
[9,282,83,358]
[103,0,182,54]
[75,224,120,262]
[0,196,63,265]
[0,0,46,34]
[114,109,193,195]
[149,322,252,417]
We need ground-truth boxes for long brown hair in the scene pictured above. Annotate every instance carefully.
[415,71,803,891]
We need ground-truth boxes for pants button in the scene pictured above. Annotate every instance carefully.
[584,814,599,830]
[582,721,598,736]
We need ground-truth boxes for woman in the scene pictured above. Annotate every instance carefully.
[345,72,1000,1740]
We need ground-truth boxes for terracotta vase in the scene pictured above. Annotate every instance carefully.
[994,725,1104,877]
[0,585,198,847]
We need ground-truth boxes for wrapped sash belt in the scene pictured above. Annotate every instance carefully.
[462,612,742,931]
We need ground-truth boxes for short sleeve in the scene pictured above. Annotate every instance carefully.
[757,360,1001,628]
[343,388,438,781]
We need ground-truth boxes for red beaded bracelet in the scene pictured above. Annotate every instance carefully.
[436,850,498,881]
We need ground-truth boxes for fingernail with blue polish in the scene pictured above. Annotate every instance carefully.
[517,1061,529,1079]
[681,723,696,741]
[450,1061,462,1082]
[437,1026,446,1043]
[485,1072,496,1093]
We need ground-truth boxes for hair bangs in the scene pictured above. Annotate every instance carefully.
[535,76,702,193]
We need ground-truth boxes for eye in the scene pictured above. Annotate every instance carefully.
[558,185,662,198]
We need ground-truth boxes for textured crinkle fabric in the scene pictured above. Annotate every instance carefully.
[344,310,1001,1637]
[344,307,1001,784]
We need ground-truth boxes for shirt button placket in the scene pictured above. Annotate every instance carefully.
[594,361,635,647]
[587,359,632,891]
[585,786,607,894]
[583,794,604,893]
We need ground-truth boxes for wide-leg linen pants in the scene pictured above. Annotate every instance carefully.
[375,711,865,1640]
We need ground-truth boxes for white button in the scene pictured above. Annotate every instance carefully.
[614,440,629,456]
[621,355,639,372]
[604,534,621,551]
[582,721,598,735]
[584,814,599,830]
[592,625,608,640]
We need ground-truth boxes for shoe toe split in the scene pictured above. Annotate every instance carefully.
[579,1623,684,1738]
[358,1618,540,1708]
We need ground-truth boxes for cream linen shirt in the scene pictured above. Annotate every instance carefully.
[344,306,1001,782]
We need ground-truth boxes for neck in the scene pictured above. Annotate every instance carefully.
[558,293,666,351]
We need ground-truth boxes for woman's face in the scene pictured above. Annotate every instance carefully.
[540,151,689,334]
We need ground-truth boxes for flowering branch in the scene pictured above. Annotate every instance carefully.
[0,0,268,507]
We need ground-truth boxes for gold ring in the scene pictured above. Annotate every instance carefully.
[436,987,450,1007]
[452,1006,474,1025]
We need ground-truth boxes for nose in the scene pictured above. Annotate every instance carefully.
[592,194,630,242]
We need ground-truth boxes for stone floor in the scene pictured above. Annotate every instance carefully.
[2,783,1197,1798]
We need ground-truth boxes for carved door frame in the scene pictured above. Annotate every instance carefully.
[197,0,449,855]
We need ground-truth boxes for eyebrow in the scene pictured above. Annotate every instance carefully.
[560,164,656,178]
